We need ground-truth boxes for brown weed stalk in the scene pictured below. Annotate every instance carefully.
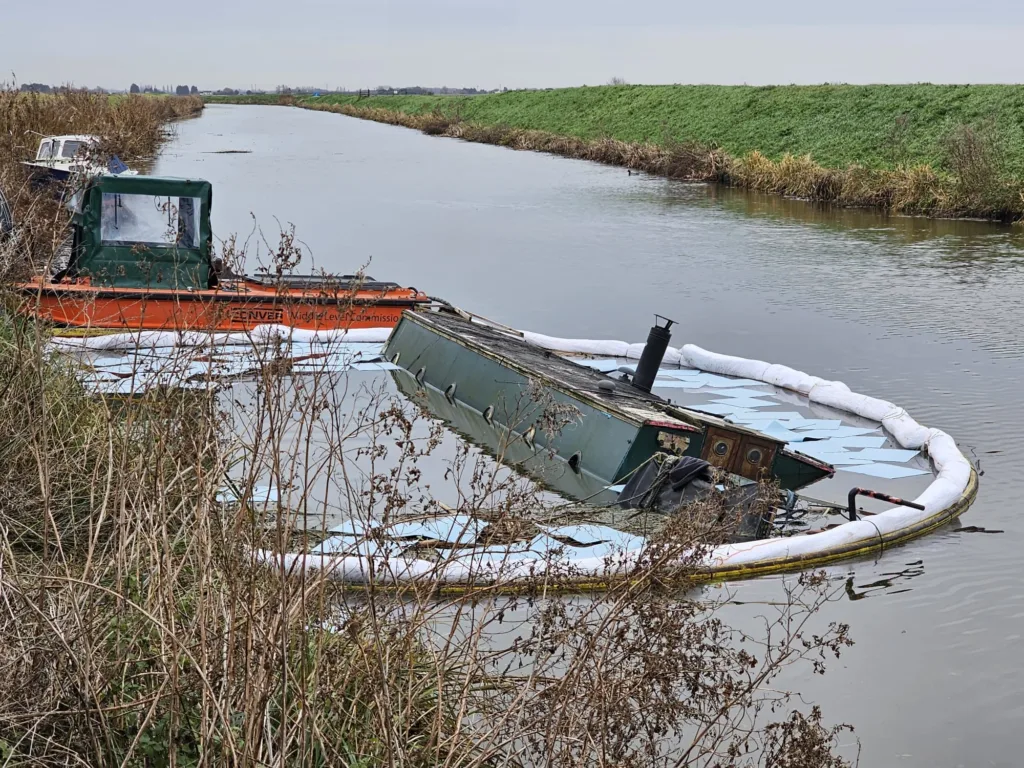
[0,295,858,765]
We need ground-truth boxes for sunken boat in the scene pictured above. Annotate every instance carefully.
[383,308,834,494]
[393,367,622,504]
[14,173,429,331]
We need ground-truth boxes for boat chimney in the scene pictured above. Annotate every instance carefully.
[631,315,675,393]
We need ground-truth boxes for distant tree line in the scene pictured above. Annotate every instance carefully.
[20,81,497,97]
[369,85,489,95]
[127,84,199,95]
[21,83,110,94]
[189,84,502,97]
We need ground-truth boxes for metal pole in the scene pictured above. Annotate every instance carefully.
[847,487,926,522]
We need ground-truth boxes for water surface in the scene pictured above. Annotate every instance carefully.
[156,104,1024,767]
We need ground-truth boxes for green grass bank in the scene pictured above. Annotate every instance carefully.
[209,85,1024,221]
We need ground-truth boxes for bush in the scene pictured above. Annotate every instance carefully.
[0,323,857,765]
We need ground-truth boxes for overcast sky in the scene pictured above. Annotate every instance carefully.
[7,0,1024,90]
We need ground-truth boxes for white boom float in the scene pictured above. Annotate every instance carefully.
[56,322,977,583]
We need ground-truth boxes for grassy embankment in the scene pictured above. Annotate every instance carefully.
[209,86,1024,221]
[0,89,857,766]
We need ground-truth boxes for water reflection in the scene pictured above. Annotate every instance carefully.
[710,185,1022,243]
[629,179,1024,272]
[843,560,927,601]
[155,105,1024,768]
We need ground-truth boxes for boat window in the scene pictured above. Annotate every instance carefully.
[36,141,53,160]
[100,193,202,248]
[61,140,86,159]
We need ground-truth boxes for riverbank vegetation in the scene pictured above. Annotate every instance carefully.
[208,85,1024,220]
[0,88,203,277]
[0,93,856,765]
[1,89,203,166]
[0,310,857,766]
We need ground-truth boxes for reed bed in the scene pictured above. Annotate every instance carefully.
[0,88,202,278]
[0,89,203,164]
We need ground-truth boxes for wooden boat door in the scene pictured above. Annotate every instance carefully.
[702,427,777,481]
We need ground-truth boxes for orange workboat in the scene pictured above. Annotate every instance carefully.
[15,173,429,331]
[19,273,429,331]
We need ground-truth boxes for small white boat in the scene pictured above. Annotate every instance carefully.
[21,135,137,182]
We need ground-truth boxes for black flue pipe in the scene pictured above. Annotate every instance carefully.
[631,315,675,393]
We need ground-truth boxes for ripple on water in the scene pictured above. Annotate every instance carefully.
[155,107,1024,767]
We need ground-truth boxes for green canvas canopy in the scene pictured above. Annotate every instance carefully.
[69,175,213,289]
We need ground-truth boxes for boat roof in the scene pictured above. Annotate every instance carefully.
[408,310,783,442]
[83,174,212,195]
[39,134,99,143]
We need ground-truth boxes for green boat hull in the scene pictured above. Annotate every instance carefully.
[393,371,621,503]
[384,310,833,492]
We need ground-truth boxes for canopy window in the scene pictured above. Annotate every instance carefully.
[100,193,201,248]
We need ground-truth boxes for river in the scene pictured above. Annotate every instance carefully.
[156,104,1023,767]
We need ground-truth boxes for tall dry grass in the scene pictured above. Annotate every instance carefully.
[0,302,859,765]
[0,88,203,278]
[305,101,1024,221]
[0,89,203,165]
[0,92,856,765]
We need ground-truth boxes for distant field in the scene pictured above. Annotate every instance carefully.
[205,93,281,105]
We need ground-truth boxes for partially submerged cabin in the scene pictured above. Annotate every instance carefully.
[384,310,834,493]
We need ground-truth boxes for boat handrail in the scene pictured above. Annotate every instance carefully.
[430,298,525,338]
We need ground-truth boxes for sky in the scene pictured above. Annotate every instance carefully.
[6,0,1024,90]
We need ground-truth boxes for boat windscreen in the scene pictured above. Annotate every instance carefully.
[100,193,201,248]
[61,140,87,158]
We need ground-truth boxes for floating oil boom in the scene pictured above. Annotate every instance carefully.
[256,311,977,587]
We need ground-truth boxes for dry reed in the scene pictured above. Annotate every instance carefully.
[0,89,203,165]
[0,88,203,277]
